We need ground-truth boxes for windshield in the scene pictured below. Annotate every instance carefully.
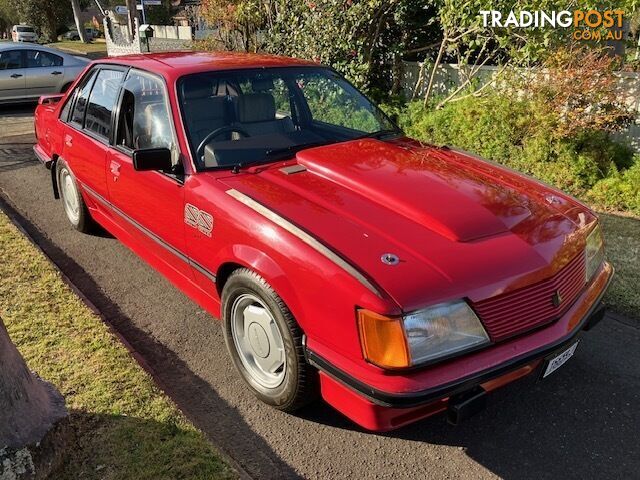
[177,67,399,170]
[17,26,34,33]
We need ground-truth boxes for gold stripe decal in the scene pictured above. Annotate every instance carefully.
[226,188,381,297]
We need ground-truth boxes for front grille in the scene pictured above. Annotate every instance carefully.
[471,253,586,342]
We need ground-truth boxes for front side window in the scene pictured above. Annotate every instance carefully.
[70,68,98,126]
[85,69,125,139]
[0,50,23,70]
[25,50,63,68]
[177,67,397,170]
[115,70,176,160]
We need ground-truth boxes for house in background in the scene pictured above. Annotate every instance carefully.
[170,0,207,36]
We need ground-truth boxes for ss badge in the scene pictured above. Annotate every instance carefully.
[184,203,213,237]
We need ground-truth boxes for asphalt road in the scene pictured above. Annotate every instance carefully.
[1,105,639,479]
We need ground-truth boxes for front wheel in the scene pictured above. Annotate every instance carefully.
[222,268,319,412]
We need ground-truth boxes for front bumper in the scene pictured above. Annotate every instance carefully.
[307,261,613,431]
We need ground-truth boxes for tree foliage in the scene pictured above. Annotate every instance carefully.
[15,0,71,41]
[199,0,267,52]
[513,45,634,137]
[263,0,437,96]
[0,0,17,32]
[195,0,640,102]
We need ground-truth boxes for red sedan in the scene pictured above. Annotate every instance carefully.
[33,52,613,431]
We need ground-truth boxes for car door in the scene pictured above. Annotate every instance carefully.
[62,66,125,205]
[0,49,26,101]
[106,68,192,280]
[24,49,65,98]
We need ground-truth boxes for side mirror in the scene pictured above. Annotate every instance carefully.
[38,94,63,105]
[132,148,173,172]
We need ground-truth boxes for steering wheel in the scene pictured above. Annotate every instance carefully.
[196,126,250,160]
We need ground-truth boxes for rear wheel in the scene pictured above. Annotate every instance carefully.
[56,159,96,233]
[222,268,319,411]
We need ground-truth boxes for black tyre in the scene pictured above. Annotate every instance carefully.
[222,268,319,411]
[56,159,96,233]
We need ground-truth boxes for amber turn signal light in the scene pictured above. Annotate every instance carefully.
[357,309,410,368]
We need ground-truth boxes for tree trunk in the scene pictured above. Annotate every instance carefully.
[0,317,68,479]
[70,0,88,43]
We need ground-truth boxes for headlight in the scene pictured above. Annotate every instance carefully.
[585,223,605,282]
[358,301,490,369]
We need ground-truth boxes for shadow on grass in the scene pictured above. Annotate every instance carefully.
[55,410,233,480]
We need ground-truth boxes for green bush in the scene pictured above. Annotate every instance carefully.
[396,93,639,215]
[589,161,640,214]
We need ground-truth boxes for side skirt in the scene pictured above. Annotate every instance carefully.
[85,195,223,320]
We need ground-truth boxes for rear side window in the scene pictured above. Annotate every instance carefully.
[70,69,98,126]
[25,50,62,68]
[0,50,23,70]
[84,69,125,139]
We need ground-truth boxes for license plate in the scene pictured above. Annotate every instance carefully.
[542,341,579,378]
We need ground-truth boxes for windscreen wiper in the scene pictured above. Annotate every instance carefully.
[355,128,403,140]
[265,140,335,159]
[230,140,335,173]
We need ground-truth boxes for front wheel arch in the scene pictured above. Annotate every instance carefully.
[214,246,305,325]
[215,261,244,297]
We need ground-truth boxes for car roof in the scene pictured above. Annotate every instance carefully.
[0,43,54,51]
[96,51,320,81]
[0,43,88,60]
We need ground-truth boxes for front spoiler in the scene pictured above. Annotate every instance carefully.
[307,265,613,411]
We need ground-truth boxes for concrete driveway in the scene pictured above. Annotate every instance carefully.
[0,106,638,479]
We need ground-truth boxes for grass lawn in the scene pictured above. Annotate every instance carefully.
[47,40,107,57]
[0,212,234,480]
[601,212,640,320]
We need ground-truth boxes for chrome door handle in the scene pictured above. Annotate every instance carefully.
[110,161,121,177]
[64,134,73,147]
[10,73,22,79]
[51,71,63,75]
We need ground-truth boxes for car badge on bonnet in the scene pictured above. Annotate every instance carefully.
[380,253,400,265]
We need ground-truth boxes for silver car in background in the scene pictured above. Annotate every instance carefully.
[11,25,38,43]
[0,43,89,103]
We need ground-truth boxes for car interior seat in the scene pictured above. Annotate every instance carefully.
[181,78,230,148]
[234,92,294,137]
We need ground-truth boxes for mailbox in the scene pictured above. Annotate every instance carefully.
[139,24,154,38]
